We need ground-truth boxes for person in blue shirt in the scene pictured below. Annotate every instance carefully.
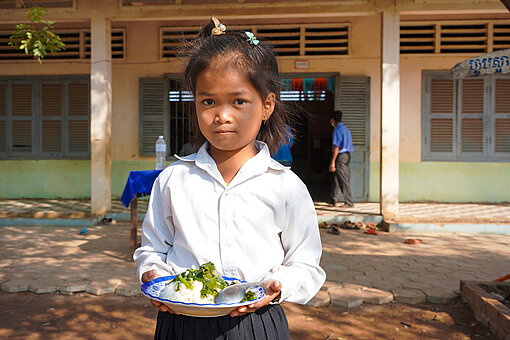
[329,110,354,207]
[273,124,293,167]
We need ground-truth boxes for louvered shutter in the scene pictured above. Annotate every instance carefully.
[67,82,90,155]
[337,77,369,147]
[423,73,456,159]
[11,83,33,154]
[430,80,454,152]
[493,78,510,155]
[41,83,63,155]
[336,76,370,201]
[139,78,168,156]
[0,84,5,154]
[423,72,509,161]
[459,79,485,157]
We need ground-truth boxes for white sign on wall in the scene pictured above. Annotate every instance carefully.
[295,60,309,70]
[450,49,510,78]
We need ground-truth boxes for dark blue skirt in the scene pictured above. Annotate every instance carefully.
[154,304,290,340]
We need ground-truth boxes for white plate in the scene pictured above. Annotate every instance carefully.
[141,276,265,317]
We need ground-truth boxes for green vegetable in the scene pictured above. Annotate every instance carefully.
[176,274,193,290]
[169,262,229,299]
[241,290,256,302]
[168,262,258,302]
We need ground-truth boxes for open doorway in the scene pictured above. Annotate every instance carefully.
[281,76,335,201]
[282,74,370,202]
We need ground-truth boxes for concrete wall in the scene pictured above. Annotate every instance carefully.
[0,160,166,198]
[370,162,510,202]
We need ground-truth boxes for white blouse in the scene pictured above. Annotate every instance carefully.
[133,141,326,304]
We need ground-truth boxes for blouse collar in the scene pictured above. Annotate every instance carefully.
[174,141,285,188]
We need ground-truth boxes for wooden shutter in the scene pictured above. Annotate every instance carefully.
[494,78,510,154]
[430,79,455,153]
[424,72,509,161]
[42,83,63,154]
[67,82,90,155]
[423,73,456,159]
[0,84,5,153]
[139,78,168,156]
[336,75,370,201]
[11,83,33,154]
[495,119,510,153]
[459,79,484,155]
[337,77,369,146]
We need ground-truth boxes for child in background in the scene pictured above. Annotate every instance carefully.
[273,124,294,167]
[134,17,326,340]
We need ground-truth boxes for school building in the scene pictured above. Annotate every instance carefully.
[0,0,509,220]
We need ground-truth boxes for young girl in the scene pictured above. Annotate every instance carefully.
[134,17,326,340]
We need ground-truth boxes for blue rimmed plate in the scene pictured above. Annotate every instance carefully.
[141,276,265,317]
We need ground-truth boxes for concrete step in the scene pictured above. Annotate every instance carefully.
[318,214,510,235]
[389,222,510,235]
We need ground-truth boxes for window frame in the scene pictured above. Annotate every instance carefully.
[0,75,90,160]
[422,70,510,162]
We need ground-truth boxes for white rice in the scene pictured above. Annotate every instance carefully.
[159,280,215,304]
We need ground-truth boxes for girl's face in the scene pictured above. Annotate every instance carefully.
[195,65,275,160]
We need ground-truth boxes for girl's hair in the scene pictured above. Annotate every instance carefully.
[182,18,296,155]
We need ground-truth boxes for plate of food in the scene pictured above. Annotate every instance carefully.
[141,262,265,317]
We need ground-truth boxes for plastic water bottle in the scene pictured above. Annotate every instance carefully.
[155,136,166,170]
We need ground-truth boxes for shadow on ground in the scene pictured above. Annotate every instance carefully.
[0,291,492,340]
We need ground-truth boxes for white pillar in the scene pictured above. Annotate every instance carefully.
[380,7,400,221]
[90,16,112,215]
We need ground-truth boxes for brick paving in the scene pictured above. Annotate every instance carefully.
[1,199,509,223]
[0,198,149,218]
[315,202,510,223]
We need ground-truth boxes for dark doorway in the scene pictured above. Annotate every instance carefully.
[283,75,371,203]
[288,90,334,201]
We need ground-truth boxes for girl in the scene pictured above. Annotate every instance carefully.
[134,17,326,340]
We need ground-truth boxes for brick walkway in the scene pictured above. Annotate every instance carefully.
[315,202,510,223]
[1,199,510,223]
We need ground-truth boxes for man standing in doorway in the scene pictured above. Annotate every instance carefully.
[329,110,354,207]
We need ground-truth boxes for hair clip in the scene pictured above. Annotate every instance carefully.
[245,31,259,46]
[211,17,226,36]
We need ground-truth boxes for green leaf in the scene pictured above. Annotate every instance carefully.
[8,6,65,62]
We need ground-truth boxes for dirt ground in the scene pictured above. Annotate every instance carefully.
[0,291,493,340]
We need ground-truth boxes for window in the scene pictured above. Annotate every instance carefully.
[160,23,349,59]
[422,71,510,161]
[401,21,510,55]
[0,76,90,159]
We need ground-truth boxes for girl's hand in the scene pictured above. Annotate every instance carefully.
[329,163,336,172]
[141,269,178,314]
[230,280,282,317]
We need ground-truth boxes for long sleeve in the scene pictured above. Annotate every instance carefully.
[260,173,326,304]
[133,174,176,282]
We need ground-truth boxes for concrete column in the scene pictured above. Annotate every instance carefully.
[380,7,400,221]
[90,16,112,215]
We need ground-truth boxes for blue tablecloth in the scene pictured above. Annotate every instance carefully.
[120,170,162,208]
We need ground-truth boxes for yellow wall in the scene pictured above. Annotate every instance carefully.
[1,0,509,201]
[0,16,383,162]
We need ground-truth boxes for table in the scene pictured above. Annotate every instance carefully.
[120,170,162,258]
